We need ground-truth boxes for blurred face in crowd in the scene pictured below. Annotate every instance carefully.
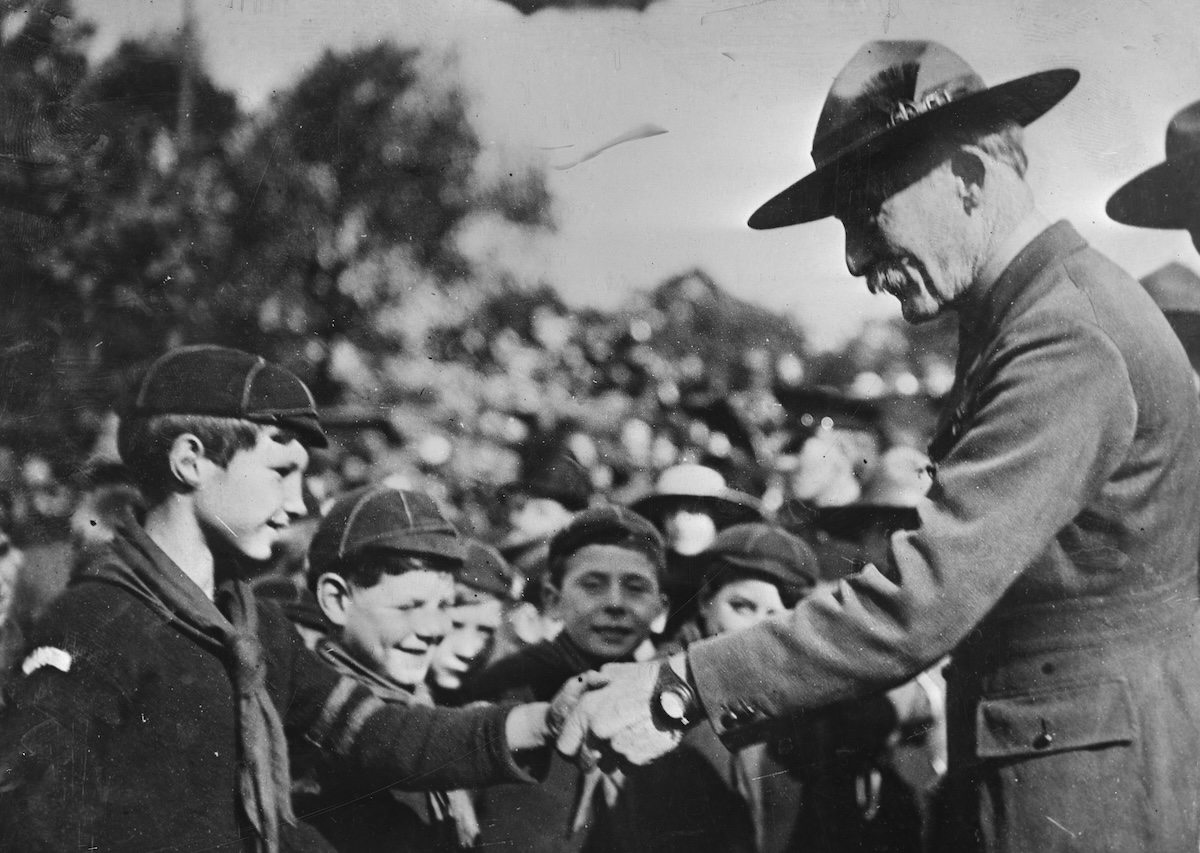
[509,496,574,541]
[700,576,786,637]
[544,544,666,660]
[0,534,19,631]
[430,583,505,692]
[319,562,455,689]
[664,509,717,556]
[837,156,976,324]
[191,427,309,561]
[784,434,861,507]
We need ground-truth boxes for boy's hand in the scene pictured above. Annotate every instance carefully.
[556,661,684,767]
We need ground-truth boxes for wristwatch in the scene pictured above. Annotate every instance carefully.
[652,659,700,731]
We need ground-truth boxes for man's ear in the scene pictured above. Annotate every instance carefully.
[949,148,986,213]
[167,433,208,491]
[316,573,353,627]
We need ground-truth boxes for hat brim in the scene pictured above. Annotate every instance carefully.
[749,68,1081,229]
[1106,155,1200,229]
[631,492,765,528]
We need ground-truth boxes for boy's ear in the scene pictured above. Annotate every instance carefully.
[167,433,207,490]
[315,572,353,627]
[650,593,669,635]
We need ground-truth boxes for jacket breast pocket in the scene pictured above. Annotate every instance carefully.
[975,678,1136,760]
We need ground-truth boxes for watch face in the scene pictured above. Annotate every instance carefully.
[660,689,687,721]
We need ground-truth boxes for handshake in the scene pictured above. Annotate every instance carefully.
[536,657,700,769]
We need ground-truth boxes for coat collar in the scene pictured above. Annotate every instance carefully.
[960,219,1087,348]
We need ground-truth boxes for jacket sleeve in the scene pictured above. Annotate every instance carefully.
[688,319,1138,746]
[262,605,539,792]
[0,598,137,851]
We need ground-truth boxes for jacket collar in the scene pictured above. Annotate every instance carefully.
[960,219,1087,348]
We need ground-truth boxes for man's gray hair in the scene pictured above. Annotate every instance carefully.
[946,121,1028,178]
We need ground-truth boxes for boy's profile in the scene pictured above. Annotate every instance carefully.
[0,345,570,853]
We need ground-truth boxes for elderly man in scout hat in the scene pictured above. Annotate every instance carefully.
[1107,100,1200,252]
[559,41,1200,853]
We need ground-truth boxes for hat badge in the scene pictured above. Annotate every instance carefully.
[889,86,957,129]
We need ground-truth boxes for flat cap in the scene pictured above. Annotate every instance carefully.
[457,539,521,600]
[127,345,327,448]
[549,504,665,574]
[703,523,818,606]
[309,484,463,573]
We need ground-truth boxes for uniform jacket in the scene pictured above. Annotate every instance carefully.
[0,522,535,853]
[688,221,1200,852]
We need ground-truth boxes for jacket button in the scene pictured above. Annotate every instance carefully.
[1033,719,1054,750]
[720,710,740,728]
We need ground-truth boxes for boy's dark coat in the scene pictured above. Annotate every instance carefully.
[0,522,532,852]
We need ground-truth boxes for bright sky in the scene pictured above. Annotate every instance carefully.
[76,0,1200,349]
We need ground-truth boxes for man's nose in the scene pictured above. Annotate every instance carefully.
[842,216,875,277]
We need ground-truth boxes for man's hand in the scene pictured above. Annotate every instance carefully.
[555,660,684,767]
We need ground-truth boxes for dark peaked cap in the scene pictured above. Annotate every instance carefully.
[309,485,464,574]
[749,40,1078,228]
[126,345,327,448]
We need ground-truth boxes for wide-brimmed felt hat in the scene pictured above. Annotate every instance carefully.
[1107,101,1200,230]
[749,40,1079,228]
[814,446,932,539]
[630,463,764,530]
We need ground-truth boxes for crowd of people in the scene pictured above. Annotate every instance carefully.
[0,36,1199,853]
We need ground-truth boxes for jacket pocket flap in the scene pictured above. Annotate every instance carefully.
[975,679,1135,760]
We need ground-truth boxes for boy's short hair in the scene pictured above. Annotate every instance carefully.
[118,345,327,499]
[546,505,665,588]
[700,523,818,608]
[307,485,464,590]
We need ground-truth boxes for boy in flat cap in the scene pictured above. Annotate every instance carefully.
[294,484,484,853]
[467,505,668,853]
[0,345,571,853]
[561,41,1200,853]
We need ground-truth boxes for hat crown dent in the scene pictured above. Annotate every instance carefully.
[812,40,984,167]
[1165,100,1200,161]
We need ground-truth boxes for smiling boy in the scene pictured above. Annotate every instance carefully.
[294,484,483,852]
[0,346,565,853]
[466,505,667,853]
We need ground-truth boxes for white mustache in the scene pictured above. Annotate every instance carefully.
[867,264,911,296]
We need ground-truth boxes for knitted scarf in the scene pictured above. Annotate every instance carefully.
[80,515,294,853]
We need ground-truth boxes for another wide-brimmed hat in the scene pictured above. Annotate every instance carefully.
[749,40,1079,229]
[1106,101,1200,229]
[631,463,764,529]
[814,446,932,539]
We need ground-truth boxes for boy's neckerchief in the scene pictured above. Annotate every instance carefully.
[79,512,294,853]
